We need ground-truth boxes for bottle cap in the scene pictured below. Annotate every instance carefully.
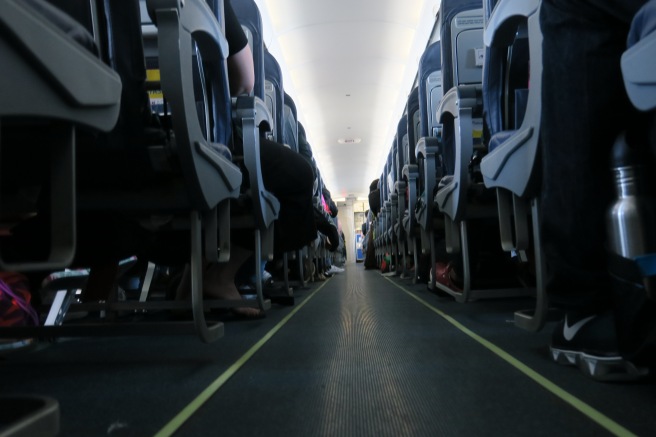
[612,132,648,168]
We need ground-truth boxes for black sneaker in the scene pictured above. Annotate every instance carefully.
[549,312,649,382]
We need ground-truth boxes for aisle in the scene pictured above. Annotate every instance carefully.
[2,264,655,436]
[172,265,626,437]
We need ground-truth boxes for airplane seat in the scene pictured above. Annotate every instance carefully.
[379,169,388,266]
[378,166,389,263]
[229,0,281,307]
[432,0,486,299]
[105,0,246,341]
[414,41,444,288]
[394,120,407,227]
[283,93,300,153]
[480,0,546,330]
[264,50,284,142]
[394,113,411,276]
[139,0,274,319]
[386,150,397,259]
[480,0,541,200]
[405,87,422,171]
[0,0,121,272]
[432,0,529,302]
[8,0,243,343]
[298,122,314,167]
[402,87,422,282]
[433,0,485,225]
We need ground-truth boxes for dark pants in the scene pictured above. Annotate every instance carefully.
[151,138,317,264]
[258,138,317,254]
[539,0,650,310]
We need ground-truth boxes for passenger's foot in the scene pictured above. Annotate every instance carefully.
[549,311,649,382]
[174,263,265,319]
[434,262,461,294]
[326,265,345,275]
[204,269,265,319]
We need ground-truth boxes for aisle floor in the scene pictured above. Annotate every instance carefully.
[2,264,656,436]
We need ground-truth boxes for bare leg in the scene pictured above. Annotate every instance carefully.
[175,245,263,318]
[204,245,264,318]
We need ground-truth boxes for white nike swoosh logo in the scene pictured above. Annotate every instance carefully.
[563,315,596,341]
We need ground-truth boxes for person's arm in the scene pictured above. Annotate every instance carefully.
[227,44,255,96]
[224,0,254,96]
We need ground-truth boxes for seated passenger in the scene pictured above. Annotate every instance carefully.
[540,0,656,380]
[175,0,317,318]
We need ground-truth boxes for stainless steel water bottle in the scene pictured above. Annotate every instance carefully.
[607,133,656,258]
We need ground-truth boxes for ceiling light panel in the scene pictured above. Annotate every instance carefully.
[255,0,438,198]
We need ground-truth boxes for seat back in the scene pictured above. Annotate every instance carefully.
[418,42,444,140]
[482,0,502,136]
[107,0,239,210]
[439,0,484,177]
[283,93,299,153]
[483,0,531,139]
[440,0,485,92]
[415,41,443,231]
[298,122,314,164]
[263,50,284,142]
[386,145,396,199]
[406,87,421,167]
[396,116,408,185]
[480,0,542,197]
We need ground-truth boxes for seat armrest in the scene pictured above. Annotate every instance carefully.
[415,137,440,231]
[233,95,280,231]
[148,0,242,211]
[434,84,483,221]
[484,0,540,47]
[0,0,121,130]
[622,30,656,111]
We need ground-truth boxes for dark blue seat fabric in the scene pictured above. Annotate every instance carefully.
[487,130,514,152]
[264,50,284,142]
[298,122,314,165]
[394,115,408,238]
[414,41,444,256]
[406,87,421,166]
[418,41,443,140]
[483,0,530,146]
[483,0,502,137]
[400,88,423,278]
[396,115,408,182]
[283,92,299,152]
[433,0,484,222]
[415,41,442,194]
[440,0,485,91]
[480,0,541,198]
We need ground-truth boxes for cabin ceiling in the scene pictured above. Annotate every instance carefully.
[255,0,440,201]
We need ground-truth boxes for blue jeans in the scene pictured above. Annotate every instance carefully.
[539,0,650,310]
